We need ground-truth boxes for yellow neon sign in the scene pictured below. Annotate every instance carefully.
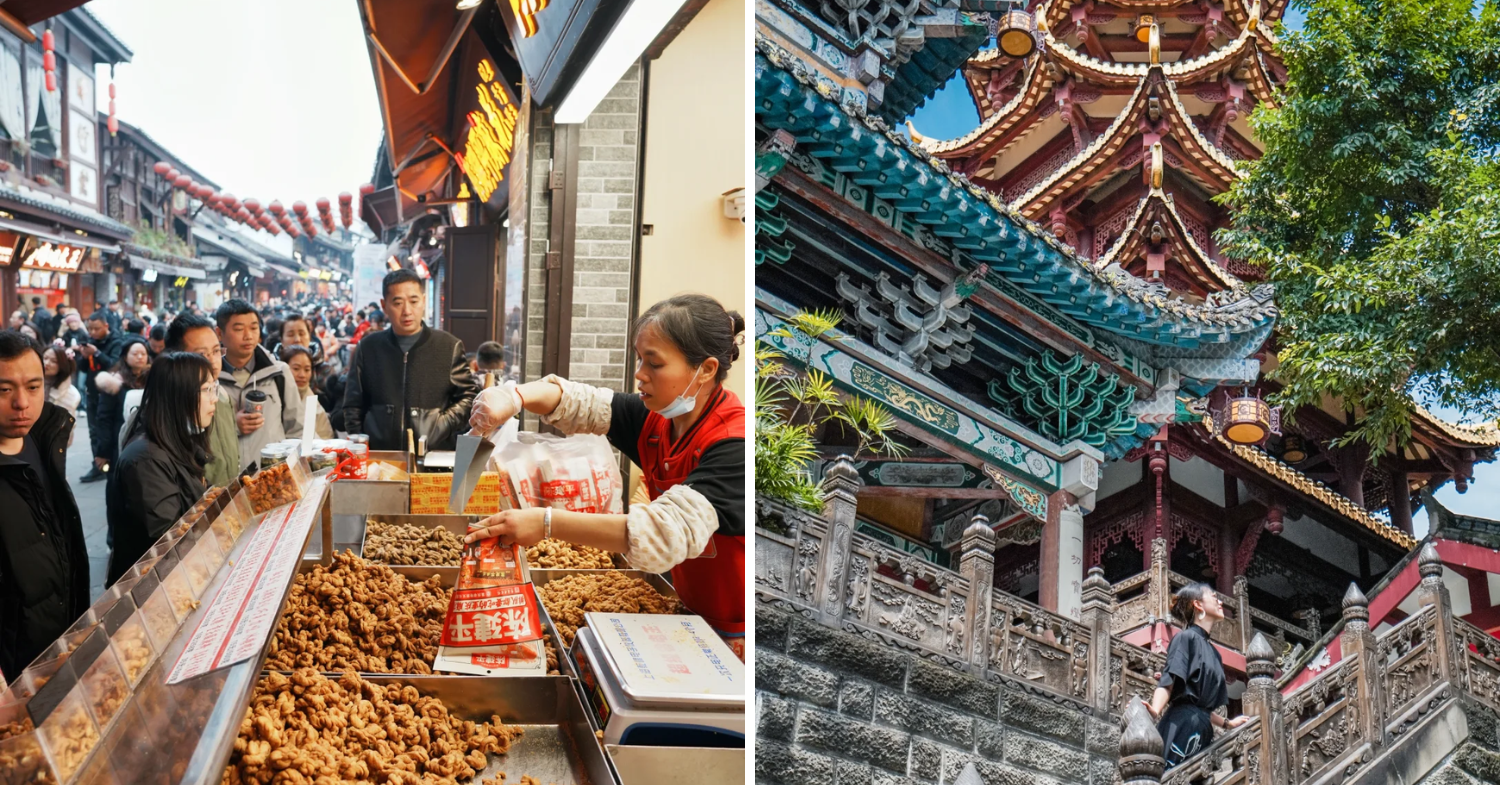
[510,0,548,37]
[457,59,519,203]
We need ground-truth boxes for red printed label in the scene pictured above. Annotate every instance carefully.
[441,583,544,646]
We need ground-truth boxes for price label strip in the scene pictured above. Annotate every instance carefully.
[166,477,328,684]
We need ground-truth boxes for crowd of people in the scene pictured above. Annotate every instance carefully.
[0,275,748,679]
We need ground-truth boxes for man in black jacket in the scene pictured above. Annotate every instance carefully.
[0,330,89,680]
[78,313,126,482]
[343,269,478,451]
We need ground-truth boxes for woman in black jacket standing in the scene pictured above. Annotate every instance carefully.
[105,352,217,586]
[94,336,149,470]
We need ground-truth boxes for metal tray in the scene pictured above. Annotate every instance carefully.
[285,560,566,678]
[531,569,678,600]
[238,674,618,785]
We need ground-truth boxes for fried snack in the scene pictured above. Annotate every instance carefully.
[364,520,464,566]
[525,539,613,570]
[112,618,155,685]
[0,722,53,785]
[535,572,682,647]
[223,670,523,785]
[37,698,97,784]
[266,552,449,674]
[243,462,298,513]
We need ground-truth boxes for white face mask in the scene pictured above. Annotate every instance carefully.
[654,367,705,419]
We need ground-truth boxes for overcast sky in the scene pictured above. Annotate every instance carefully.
[84,0,383,221]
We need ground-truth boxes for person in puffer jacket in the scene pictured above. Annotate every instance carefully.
[464,294,746,653]
[214,299,303,472]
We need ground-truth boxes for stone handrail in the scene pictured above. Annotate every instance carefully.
[754,457,1165,716]
[1132,542,1468,785]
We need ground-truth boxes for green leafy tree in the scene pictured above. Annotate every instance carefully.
[755,310,909,510]
[1219,0,1500,449]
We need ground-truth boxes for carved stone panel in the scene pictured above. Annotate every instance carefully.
[755,530,797,599]
[989,596,1092,700]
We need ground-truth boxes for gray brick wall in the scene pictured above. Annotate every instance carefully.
[523,115,554,389]
[568,63,641,392]
[756,601,1122,785]
[521,65,639,405]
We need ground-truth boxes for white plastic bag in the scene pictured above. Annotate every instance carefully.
[489,431,623,514]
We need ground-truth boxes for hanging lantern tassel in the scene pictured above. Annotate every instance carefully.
[107,67,118,136]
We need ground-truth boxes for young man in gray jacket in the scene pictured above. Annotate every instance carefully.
[215,299,303,472]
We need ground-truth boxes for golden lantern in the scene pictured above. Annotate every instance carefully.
[1280,434,1308,464]
[1135,14,1156,43]
[997,9,1038,58]
[1224,394,1272,445]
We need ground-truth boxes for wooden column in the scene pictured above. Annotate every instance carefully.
[1145,440,1171,570]
[815,455,862,629]
[1216,522,1237,595]
[1388,469,1413,536]
[957,515,997,673]
[1040,489,1079,618]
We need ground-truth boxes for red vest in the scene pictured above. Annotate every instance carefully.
[636,388,745,635]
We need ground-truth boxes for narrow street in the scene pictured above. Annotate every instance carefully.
[65,410,110,602]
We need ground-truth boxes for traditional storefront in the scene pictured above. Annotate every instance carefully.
[0,185,130,316]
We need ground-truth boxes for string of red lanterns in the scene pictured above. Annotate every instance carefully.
[42,28,56,92]
[143,167,374,240]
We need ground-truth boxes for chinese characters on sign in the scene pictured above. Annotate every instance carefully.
[510,0,548,37]
[456,59,520,203]
[20,241,85,272]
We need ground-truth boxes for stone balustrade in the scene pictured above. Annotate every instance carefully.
[756,455,1162,717]
[1143,542,1485,785]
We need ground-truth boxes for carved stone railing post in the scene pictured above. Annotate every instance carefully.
[1081,566,1115,712]
[958,515,997,673]
[1339,583,1383,750]
[1241,633,1287,785]
[815,456,862,629]
[1120,698,1166,785]
[1234,575,1252,651]
[1414,543,1455,685]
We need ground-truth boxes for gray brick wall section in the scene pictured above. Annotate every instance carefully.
[523,117,554,388]
[568,62,641,392]
[755,602,1123,785]
[521,65,639,406]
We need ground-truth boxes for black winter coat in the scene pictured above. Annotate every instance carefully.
[0,403,89,679]
[341,325,478,451]
[105,435,206,586]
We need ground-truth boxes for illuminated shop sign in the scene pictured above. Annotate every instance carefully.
[455,59,519,204]
[511,0,548,37]
[20,241,86,272]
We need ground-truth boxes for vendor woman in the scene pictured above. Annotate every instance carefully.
[465,293,746,652]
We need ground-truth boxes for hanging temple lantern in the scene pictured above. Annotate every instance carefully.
[1134,14,1156,43]
[1224,390,1273,445]
[996,4,1037,59]
[1280,434,1308,464]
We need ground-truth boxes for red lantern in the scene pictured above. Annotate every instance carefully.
[153,162,171,177]
[338,192,353,207]
[107,73,117,137]
[305,224,318,238]
[359,183,375,196]
[41,29,55,93]
[173,175,191,189]
[266,223,281,236]
[244,198,261,215]
[268,200,285,217]
[292,201,307,217]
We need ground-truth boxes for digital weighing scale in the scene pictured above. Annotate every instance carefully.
[570,612,745,747]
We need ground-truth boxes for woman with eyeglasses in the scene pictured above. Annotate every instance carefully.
[104,352,219,586]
